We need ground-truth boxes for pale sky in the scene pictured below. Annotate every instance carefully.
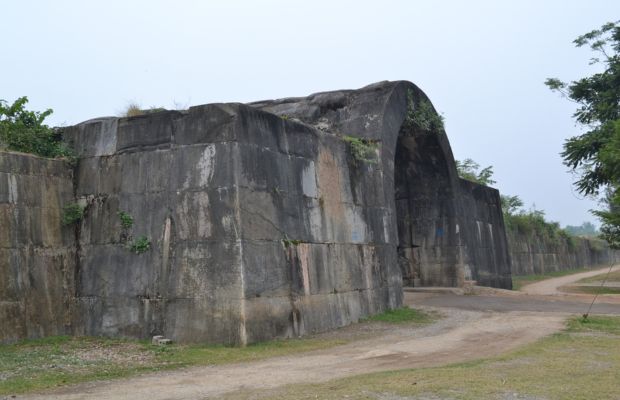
[2,0,618,227]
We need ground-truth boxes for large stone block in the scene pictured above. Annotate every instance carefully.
[116,111,181,151]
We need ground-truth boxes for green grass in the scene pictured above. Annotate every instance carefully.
[562,285,620,295]
[577,270,620,284]
[0,336,345,396]
[0,308,434,396]
[225,316,620,400]
[151,337,346,367]
[511,267,593,290]
[361,306,434,324]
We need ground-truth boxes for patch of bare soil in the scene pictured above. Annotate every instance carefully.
[19,301,566,400]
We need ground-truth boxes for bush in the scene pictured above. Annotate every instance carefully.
[117,211,134,229]
[504,209,574,246]
[343,136,379,164]
[0,97,72,159]
[129,235,151,254]
[121,102,166,117]
[62,203,84,226]
[404,90,444,133]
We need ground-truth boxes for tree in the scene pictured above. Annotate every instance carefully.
[545,21,620,248]
[0,96,71,158]
[500,194,524,216]
[455,158,496,186]
[564,221,599,237]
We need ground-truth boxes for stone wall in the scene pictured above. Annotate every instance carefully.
[1,80,513,344]
[253,82,512,291]
[62,94,406,345]
[0,152,75,342]
[457,180,512,288]
[508,230,618,276]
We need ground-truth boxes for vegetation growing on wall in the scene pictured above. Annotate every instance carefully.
[129,235,151,254]
[0,97,72,159]
[117,211,134,229]
[117,210,150,254]
[456,157,575,245]
[61,203,84,226]
[121,102,166,117]
[546,21,620,248]
[404,90,445,133]
[343,135,379,164]
[455,158,496,186]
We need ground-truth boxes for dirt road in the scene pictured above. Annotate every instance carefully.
[20,267,620,400]
[520,264,620,296]
[20,305,565,400]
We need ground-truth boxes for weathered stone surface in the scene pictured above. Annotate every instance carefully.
[0,152,75,343]
[1,80,517,345]
[508,230,618,276]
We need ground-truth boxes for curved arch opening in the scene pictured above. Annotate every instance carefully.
[394,124,460,287]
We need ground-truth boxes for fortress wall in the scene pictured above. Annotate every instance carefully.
[253,81,512,291]
[508,230,618,276]
[233,106,402,342]
[0,152,76,343]
[457,179,512,288]
[1,81,514,344]
[63,108,246,344]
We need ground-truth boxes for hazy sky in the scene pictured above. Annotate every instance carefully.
[2,0,618,227]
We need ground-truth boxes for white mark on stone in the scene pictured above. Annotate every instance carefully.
[455,224,460,234]
[178,192,212,240]
[382,212,390,243]
[221,214,235,235]
[162,217,172,273]
[8,174,18,203]
[301,161,318,198]
[297,244,311,296]
[198,144,216,187]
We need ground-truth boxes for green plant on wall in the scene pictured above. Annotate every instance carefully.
[117,211,134,229]
[404,89,445,133]
[129,235,151,254]
[61,203,84,226]
[116,210,150,255]
[343,135,379,164]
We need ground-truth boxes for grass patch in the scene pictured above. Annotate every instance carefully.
[0,307,436,396]
[577,270,620,284]
[511,267,593,290]
[151,338,345,367]
[561,285,620,295]
[567,315,620,335]
[0,336,344,396]
[361,306,434,324]
[226,316,620,400]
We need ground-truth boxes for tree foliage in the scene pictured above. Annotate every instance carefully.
[500,194,524,215]
[455,158,496,186]
[0,97,71,158]
[546,21,620,248]
[565,221,599,237]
